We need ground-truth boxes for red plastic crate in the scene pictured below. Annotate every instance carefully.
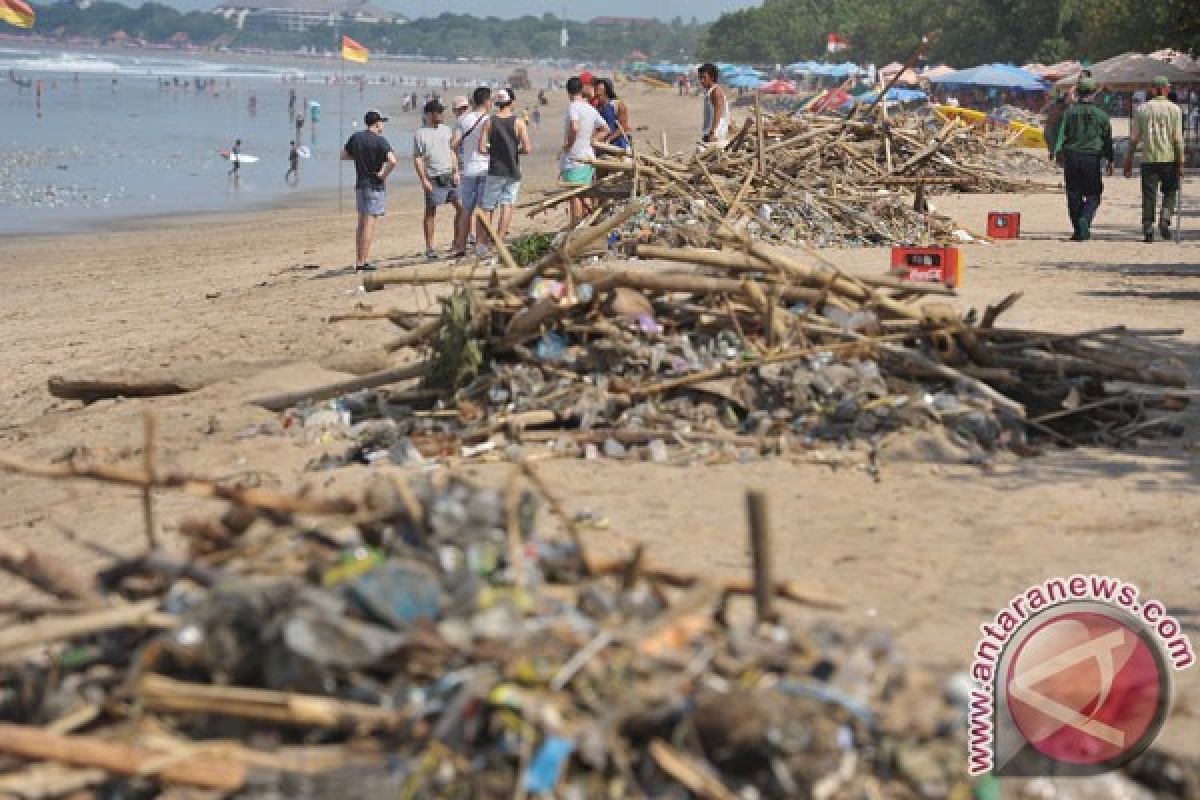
[890,246,962,288]
[987,211,1021,239]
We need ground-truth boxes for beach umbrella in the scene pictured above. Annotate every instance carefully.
[921,65,956,80]
[728,73,766,89]
[929,63,1047,91]
[760,78,798,95]
[860,87,928,104]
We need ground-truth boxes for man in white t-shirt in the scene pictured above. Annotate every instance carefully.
[450,87,492,256]
[559,75,609,223]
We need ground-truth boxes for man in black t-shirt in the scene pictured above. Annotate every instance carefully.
[341,110,397,272]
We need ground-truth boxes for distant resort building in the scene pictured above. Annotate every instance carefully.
[212,0,405,33]
[589,17,657,27]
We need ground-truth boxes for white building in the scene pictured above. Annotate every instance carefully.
[213,0,404,33]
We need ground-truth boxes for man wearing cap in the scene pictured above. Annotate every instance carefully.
[413,98,464,260]
[1053,76,1113,242]
[1124,76,1185,242]
[479,88,532,251]
[341,110,397,272]
[451,87,492,257]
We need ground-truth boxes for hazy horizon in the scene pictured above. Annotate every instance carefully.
[75,0,759,21]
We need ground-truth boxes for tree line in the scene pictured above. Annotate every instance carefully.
[27,2,707,62]
[700,0,1197,67]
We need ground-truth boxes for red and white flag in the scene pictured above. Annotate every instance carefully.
[827,33,850,53]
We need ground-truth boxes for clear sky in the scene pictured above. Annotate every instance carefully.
[154,0,760,21]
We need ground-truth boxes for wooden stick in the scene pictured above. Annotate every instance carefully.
[141,412,157,550]
[0,454,359,517]
[0,541,96,602]
[745,490,778,624]
[363,266,523,289]
[0,724,246,791]
[0,600,177,659]
[250,360,430,411]
[475,207,519,272]
[138,674,407,731]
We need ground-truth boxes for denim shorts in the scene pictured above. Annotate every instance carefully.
[481,176,521,210]
[459,174,488,210]
[355,186,386,216]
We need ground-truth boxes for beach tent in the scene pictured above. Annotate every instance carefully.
[929,63,1047,91]
[724,65,767,78]
[1056,52,1200,89]
[786,61,822,74]
[760,78,798,94]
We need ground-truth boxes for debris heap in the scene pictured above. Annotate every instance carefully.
[0,466,978,799]
[521,111,1057,248]
[319,224,1189,468]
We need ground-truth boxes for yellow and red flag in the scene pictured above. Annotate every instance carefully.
[0,0,36,29]
[341,35,368,63]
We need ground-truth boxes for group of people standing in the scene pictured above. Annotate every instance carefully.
[338,73,637,271]
[1048,74,1185,242]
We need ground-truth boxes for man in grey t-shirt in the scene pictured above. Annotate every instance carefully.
[413,98,464,260]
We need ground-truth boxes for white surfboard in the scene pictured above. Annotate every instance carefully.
[296,145,311,159]
[220,151,260,164]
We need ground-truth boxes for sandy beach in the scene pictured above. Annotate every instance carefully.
[3,83,1200,756]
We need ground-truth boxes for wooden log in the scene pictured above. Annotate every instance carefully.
[249,361,429,411]
[0,600,177,659]
[0,724,246,792]
[363,265,523,290]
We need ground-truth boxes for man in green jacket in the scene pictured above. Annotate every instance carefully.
[1123,76,1185,242]
[1054,77,1114,241]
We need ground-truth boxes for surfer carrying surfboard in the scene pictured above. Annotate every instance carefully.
[229,139,242,177]
[286,140,299,185]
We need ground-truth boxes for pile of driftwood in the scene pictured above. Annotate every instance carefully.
[520,108,1057,248]
[289,215,1193,468]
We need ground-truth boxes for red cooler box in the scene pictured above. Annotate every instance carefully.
[890,246,962,288]
[987,211,1021,239]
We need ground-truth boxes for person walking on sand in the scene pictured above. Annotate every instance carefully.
[479,88,532,252]
[560,76,610,224]
[341,110,397,272]
[1123,76,1184,243]
[698,63,729,147]
[451,87,492,257]
[413,98,464,260]
[286,139,299,185]
[1052,76,1113,242]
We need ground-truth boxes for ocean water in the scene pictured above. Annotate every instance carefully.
[0,47,509,234]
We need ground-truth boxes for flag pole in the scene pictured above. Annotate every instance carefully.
[338,27,344,214]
